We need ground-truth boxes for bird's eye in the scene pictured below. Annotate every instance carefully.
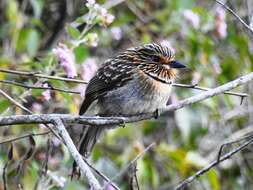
[151,55,160,62]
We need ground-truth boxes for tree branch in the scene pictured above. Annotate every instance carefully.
[0,131,50,145]
[52,118,101,189]
[0,68,248,98]
[0,89,31,114]
[0,89,61,140]
[214,0,253,34]
[174,137,253,190]
[0,68,87,84]
[0,80,80,94]
[172,83,248,98]
[162,72,253,113]
[1,72,253,127]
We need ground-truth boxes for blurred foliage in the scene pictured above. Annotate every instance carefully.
[0,0,253,189]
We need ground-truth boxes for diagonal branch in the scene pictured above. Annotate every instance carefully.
[162,72,253,113]
[0,89,31,113]
[52,119,101,189]
[174,137,253,190]
[172,83,248,98]
[214,0,253,34]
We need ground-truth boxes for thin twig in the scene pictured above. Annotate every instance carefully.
[172,83,248,98]
[52,119,101,189]
[3,160,9,190]
[0,80,80,94]
[217,132,253,162]
[84,159,120,190]
[0,68,88,84]
[0,65,252,127]
[0,89,31,113]
[214,0,253,34]
[0,68,247,98]
[0,131,50,145]
[0,89,61,140]
[163,72,253,113]
[0,60,252,127]
[174,137,253,190]
[103,143,155,189]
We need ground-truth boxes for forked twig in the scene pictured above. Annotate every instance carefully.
[174,137,253,190]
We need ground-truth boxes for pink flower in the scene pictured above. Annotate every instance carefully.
[99,7,115,26]
[53,44,77,78]
[215,7,227,39]
[81,58,98,81]
[105,183,116,190]
[31,103,43,112]
[211,56,222,74]
[105,14,115,25]
[191,72,202,85]
[183,10,200,29]
[111,27,122,40]
[79,58,98,96]
[42,83,51,101]
[86,33,99,47]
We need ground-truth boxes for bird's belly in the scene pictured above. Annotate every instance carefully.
[97,77,172,116]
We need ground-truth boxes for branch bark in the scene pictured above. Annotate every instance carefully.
[52,119,101,189]
[1,72,253,127]
[174,137,253,190]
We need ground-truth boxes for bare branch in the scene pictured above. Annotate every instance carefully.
[172,83,248,98]
[0,68,248,98]
[214,0,253,34]
[162,72,253,113]
[0,89,61,140]
[174,137,253,190]
[0,131,50,145]
[102,142,155,189]
[52,119,101,189]
[0,68,88,84]
[84,159,120,190]
[0,80,80,94]
[0,89,31,113]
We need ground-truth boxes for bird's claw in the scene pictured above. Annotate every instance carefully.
[154,109,160,119]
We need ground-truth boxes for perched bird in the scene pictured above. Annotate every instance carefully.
[76,43,185,161]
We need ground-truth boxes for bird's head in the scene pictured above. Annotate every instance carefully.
[133,43,186,83]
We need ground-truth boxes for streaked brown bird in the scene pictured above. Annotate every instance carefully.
[73,43,185,173]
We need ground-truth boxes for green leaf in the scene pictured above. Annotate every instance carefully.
[67,25,81,39]
[16,28,30,53]
[6,0,19,23]
[27,29,40,57]
[207,170,221,190]
[0,99,10,113]
[74,45,88,63]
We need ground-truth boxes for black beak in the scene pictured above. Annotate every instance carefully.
[170,60,186,69]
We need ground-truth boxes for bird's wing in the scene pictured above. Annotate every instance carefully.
[79,58,135,115]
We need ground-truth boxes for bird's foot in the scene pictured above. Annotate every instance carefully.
[154,109,160,119]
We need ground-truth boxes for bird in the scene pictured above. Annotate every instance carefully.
[72,43,185,175]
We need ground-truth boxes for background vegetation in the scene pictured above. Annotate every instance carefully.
[0,0,253,189]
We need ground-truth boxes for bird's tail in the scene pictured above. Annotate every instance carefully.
[72,126,104,178]
[79,126,104,157]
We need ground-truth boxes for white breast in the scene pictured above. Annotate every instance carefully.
[97,73,172,116]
